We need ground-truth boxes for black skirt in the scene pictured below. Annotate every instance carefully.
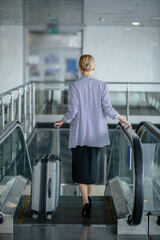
[71,145,101,184]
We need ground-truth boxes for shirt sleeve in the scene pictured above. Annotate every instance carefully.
[101,83,118,119]
[63,83,79,123]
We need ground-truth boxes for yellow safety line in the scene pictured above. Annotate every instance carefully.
[17,195,31,224]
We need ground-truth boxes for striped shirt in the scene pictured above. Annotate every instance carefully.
[63,76,118,148]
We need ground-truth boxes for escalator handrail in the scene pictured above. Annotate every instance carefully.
[108,123,143,226]
[0,120,21,142]
[0,120,32,174]
[136,121,160,140]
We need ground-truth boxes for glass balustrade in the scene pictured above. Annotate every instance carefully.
[0,121,32,214]
[27,124,115,187]
[136,122,160,214]
[0,122,32,181]
[0,81,160,138]
[106,124,143,225]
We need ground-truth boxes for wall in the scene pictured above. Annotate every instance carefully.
[0,25,159,94]
[0,25,24,94]
[83,26,160,83]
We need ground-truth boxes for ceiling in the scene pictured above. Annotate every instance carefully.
[84,0,160,27]
[0,0,160,28]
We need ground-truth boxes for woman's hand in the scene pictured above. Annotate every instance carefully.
[54,118,65,128]
[117,114,132,129]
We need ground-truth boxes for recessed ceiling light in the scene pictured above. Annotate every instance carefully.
[153,17,160,20]
[99,17,104,22]
[132,22,140,26]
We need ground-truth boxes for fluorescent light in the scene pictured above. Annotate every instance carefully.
[153,17,160,20]
[132,22,140,26]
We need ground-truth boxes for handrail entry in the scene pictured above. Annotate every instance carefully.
[107,122,143,225]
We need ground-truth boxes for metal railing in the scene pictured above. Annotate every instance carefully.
[0,81,160,138]
[31,80,160,122]
[0,82,35,138]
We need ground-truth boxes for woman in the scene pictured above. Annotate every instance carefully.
[54,54,131,217]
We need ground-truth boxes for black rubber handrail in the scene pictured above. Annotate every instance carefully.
[136,121,160,141]
[108,123,143,226]
[0,120,32,174]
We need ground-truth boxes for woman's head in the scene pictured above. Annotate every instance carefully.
[79,54,95,72]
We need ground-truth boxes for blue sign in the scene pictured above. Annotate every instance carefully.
[66,59,78,73]
[127,145,132,170]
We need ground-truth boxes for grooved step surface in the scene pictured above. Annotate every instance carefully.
[15,196,117,225]
[12,224,160,240]
[1,225,160,240]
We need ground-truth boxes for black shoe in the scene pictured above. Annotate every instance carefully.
[81,203,90,217]
[88,196,92,208]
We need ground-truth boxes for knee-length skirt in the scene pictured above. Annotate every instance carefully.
[71,145,101,184]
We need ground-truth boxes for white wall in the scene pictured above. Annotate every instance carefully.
[0,25,24,94]
[83,26,160,83]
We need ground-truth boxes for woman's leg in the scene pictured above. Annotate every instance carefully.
[87,184,93,197]
[79,184,89,205]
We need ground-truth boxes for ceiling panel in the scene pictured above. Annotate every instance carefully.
[0,0,160,27]
[84,0,160,27]
[26,0,83,25]
[0,0,23,25]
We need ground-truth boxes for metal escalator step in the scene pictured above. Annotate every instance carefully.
[15,196,117,225]
[13,224,149,240]
[0,233,13,240]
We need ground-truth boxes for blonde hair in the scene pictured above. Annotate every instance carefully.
[79,54,95,72]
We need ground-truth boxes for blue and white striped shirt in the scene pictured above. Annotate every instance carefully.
[63,76,118,148]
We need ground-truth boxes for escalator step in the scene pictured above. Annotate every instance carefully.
[15,196,117,225]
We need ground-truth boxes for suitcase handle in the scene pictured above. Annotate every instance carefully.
[48,178,52,198]
[55,127,60,158]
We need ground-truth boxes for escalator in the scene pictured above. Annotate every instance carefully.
[19,123,142,226]
[0,121,31,235]
[136,121,160,235]
[104,122,143,234]
[0,120,159,239]
[19,122,117,226]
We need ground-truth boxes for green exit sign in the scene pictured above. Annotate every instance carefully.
[48,27,59,34]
